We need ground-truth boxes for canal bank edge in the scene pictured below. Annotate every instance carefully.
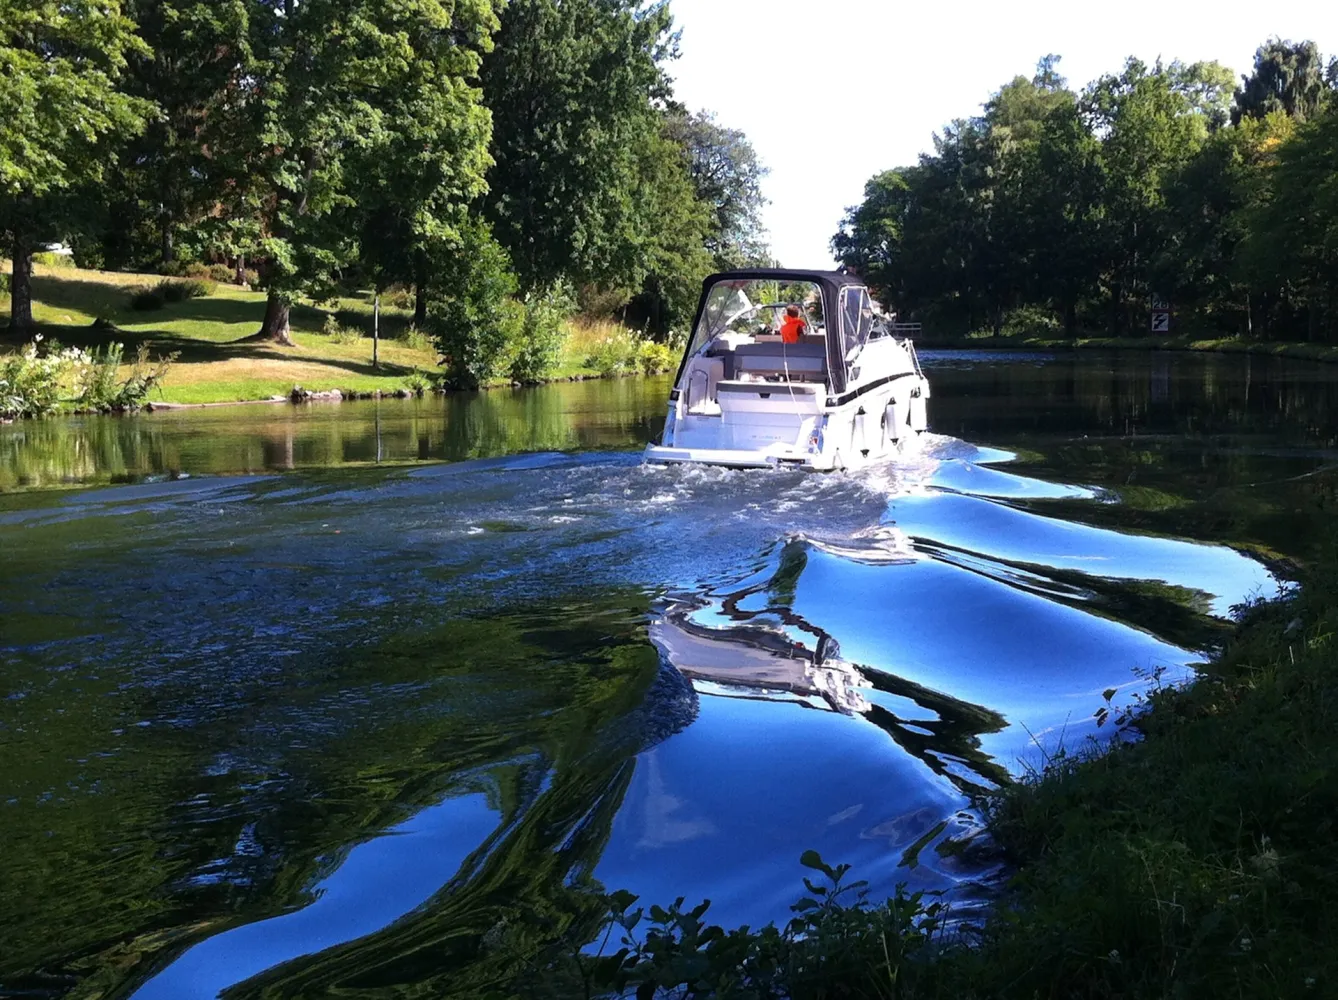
[916,333,1338,364]
[527,552,1337,998]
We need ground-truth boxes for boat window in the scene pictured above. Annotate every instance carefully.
[840,287,874,360]
[682,279,825,369]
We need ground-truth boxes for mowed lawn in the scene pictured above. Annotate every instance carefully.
[2,263,443,404]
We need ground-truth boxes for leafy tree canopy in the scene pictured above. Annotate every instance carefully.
[662,107,769,269]
[1,0,156,328]
[1234,39,1330,124]
[481,0,677,293]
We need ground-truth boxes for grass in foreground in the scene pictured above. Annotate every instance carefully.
[1,264,609,404]
[522,553,1338,998]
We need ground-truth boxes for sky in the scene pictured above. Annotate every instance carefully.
[666,0,1337,268]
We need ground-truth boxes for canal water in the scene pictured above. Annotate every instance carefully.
[2,350,1335,998]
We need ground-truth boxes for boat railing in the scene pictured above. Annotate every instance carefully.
[890,322,922,336]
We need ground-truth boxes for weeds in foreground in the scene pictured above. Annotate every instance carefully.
[521,852,944,1000]
[512,566,1338,999]
[1,337,76,417]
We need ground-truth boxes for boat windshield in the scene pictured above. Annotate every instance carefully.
[683,279,826,360]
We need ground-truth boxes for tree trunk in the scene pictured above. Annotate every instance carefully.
[1064,297,1077,339]
[235,253,247,287]
[161,223,175,268]
[10,236,35,331]
[259,292,295,346]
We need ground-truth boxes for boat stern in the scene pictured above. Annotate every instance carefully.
[643,442,837,471]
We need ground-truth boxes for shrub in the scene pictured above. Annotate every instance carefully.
[322,313,362,345]
[399,325,432,352]
[114,343,177,409]
[32,251,75,269]
[0,338,83,418]
[403,369,430,397]
[206,264,235,284]
[77,342,124,408]
[130,279,211,310]
[240,268,259,288]
[129,285,166,311]
[159,278,213,303]
[426,220,524,389]
[527,852,943,998]
[637,340,675,375]
[586,327,641,376]
[510,283,576,384]
[577,283,633,319]
[383,285,415,311]
[1,272,10,296]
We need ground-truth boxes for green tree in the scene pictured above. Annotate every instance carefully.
[1083,59,1218,332]
[84,1,254,273]
[1027,99,1105,334]
[481,0,676,294]
[214,0,501,345]
[622,120,715,334]
[1233,39,1329,124]
[426,217,524,389]
[1240,106,1338,341]
[662,108,769,269]
[0,0,154,330]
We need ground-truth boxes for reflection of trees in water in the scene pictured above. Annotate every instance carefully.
[223,613,696,999]
[1,379,672,489]
[0,415,186,488]
[914,538,1233,653]
[930,351,1338,444]
[1,597,693,996]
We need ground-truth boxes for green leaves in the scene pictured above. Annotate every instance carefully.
[0,0,154,198]
[835,44,1338,342]
[481,0,676,292]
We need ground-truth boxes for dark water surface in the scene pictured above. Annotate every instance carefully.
[2,351,1336,998]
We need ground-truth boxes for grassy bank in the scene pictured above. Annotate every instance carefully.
[533,557,1338,997]
[918,330,1338,364]
[1,264,624,406]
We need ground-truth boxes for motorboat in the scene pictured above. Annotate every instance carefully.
[644,269,930,471]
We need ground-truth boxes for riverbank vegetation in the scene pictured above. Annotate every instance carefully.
[835,41,1338,346]
[522,553,1338,998]
[2,0,767,404]
[0,262,679,415]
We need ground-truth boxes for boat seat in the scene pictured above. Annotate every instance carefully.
[734,341,827,377]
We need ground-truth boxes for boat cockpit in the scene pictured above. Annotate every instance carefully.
[675,276,888,415]
[649,268,928,470]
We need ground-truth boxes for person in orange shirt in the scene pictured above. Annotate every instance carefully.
[780,304,806,344]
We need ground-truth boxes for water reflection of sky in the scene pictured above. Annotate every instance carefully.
[3,351,1330,998]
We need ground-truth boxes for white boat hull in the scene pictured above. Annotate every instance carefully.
[644,370,930,472]
[644,269,932,473]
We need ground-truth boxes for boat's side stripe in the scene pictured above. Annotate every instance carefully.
[826,372,918,408]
